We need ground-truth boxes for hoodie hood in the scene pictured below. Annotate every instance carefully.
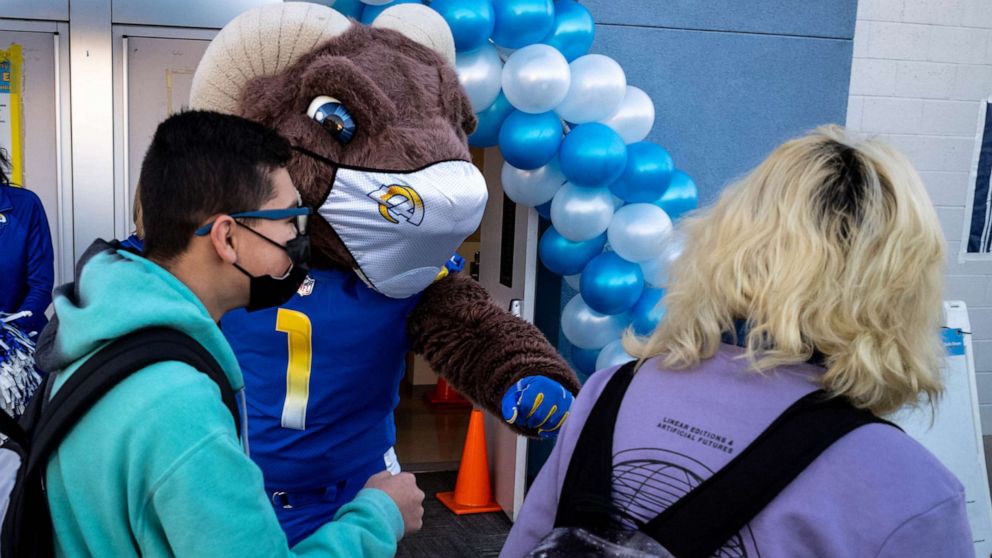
[35,240,243,391]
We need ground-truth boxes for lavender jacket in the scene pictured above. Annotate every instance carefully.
[501,345,974,558]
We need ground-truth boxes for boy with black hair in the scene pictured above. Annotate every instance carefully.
[33,111,423,557]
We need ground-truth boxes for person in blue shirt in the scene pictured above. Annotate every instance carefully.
[0,148,54,336]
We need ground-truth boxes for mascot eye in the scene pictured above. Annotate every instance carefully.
[306,95,356,145]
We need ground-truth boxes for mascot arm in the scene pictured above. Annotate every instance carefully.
[406,272,580,437]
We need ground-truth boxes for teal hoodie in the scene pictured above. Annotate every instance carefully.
[35,241,404,557]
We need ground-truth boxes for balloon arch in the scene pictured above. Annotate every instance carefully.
[355,0,701,377]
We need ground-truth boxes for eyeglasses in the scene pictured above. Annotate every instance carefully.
[194,206,311,237]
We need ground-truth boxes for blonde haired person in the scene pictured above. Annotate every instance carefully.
[501,126,973,558]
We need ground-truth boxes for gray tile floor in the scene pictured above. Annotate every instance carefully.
[397,471,511,558]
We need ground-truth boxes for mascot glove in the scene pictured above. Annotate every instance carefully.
[501,375,574,439]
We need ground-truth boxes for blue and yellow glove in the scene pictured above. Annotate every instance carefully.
[501,376,574,439]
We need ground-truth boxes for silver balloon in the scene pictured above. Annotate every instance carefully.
[456,44,504,112]
[550,183,615,242]
[640,231,685,287]
[607,204,674,263]
[501,44,571,114]
[561,294,627,350]
[596,338,636,370]
[564,273,582,291]
[501,157,567,207]
[555,54,627,124]
[598,86,656,144]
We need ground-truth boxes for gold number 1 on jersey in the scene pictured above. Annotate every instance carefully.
[276,309,312,430]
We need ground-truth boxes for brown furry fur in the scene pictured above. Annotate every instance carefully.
[238,24,578,435]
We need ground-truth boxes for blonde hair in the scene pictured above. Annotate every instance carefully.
[626,125,945,415]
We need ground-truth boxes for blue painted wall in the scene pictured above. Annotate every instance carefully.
[530,0,858,479]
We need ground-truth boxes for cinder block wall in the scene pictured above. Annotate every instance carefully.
[845,0,992,430]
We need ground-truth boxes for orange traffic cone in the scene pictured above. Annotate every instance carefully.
[436,409,502,515]
[423,377,472,409]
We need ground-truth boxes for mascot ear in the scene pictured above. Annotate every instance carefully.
[371,4,456,67]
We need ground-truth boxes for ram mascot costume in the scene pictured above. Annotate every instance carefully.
[189,2,580,543]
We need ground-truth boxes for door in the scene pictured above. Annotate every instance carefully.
[113,30,213,237]
[477,147,541,520]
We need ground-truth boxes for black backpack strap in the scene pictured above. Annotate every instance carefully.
[643,390,896,558]
[25,327,239,476]
[554,361,638,529]
[3,327,239,558]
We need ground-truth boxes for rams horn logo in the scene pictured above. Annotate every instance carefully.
[369,184,424,226]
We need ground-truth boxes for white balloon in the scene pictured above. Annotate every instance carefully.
[564,273,582,291]
[598,86,656,144]
[456,44,503,112]
[561,295,627,350]
[596,339,635,370]
[550,183,615,242]
[501,45,571,114]
[555,54,627,124]
[640,231,685,287]
[607,204,674,263]
[501,158,567,207]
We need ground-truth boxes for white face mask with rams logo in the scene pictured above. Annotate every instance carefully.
[315,159,488,299]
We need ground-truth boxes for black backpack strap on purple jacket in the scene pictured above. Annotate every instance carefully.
[553,361,897,558]
[554,361,638,530]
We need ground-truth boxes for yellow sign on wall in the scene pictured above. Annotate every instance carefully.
[0,43,23,186]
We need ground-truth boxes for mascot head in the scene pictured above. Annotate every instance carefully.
[190,3,486,298]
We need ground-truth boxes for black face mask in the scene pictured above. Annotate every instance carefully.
[233,224,311,312]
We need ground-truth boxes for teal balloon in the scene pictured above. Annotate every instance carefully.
[469,92,514,147]
[491,0,555,48]
[539,227,606,275]
[541,0,594,62]
[653,170,698,220]
[558,123,628,187]
[610,142,674,203]
[580,252,644,315]
[498,110,562,170]
[361,0,421,23]
[571,345,600,377]
[627,287,666,336]
[332,0,366,18]
[431,0,494,52]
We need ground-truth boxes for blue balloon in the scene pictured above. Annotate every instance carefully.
[609,142,674,203]
[541,0,594,62]
[652,169,699,220]
[539,227,606,275]
[431,0,495,52]
[469,92,514,147]
[580,252,644,315]
[535,200,552,219]
[571,344,600,377]
[332,0,366,19]
[627,287,666,336]
[498,110,562,170]
[558,123,628,187]
[361,0,422,24]
[491,0,555,49]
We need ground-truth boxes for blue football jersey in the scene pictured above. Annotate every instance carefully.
[221,268,422,543]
